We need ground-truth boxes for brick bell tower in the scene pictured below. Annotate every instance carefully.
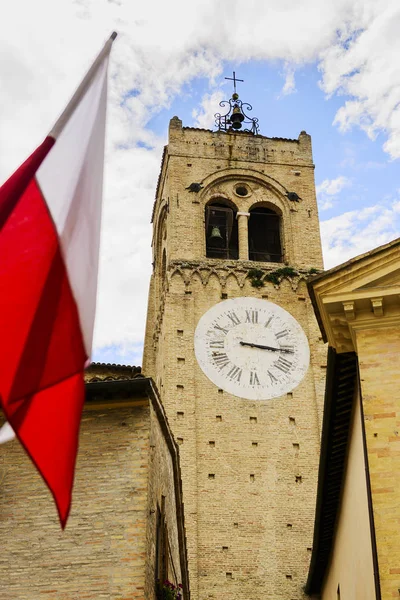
[143,80,327,600]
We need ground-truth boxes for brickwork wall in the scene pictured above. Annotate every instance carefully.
[145,401,184,598]
[143,119,327,600]
[357,327,400,600]
[0,404,150,599]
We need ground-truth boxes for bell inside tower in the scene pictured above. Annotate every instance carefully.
[205,201,239,259]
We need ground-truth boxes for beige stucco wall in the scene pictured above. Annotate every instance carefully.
[357,326,400,599]
[321,385,375,599]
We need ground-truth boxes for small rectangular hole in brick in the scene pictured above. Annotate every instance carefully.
[177,384,184,389]
[187,163,192,167]
[226,573,233,579]
[250,474,255,482]
[208,473,215,479]
[221,293,228,299]
[320,365,327,369]
[293,443,300,450]
[250,416,257,423]
[295,475,302,483]
[216,415,222,421]
[262,295,268,299]
[177,438,184,445]
[374,433,378,437]
[209,440,215,447]
[289,417,296,424]
[252,442,258,447]
[177,411,184,419]
[286,574,292,580]
[298,296,306,302]
[177,329,183,336]
[287,523,292,529]
[287,392,293,398]
[233,522,238,528]
[307,547,312,552]
[222,546,228,551]
[218,388,224,394]
[177,357,185,363]
[185,290,192,295]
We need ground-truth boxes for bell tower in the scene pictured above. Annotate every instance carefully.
[143,86,326,599]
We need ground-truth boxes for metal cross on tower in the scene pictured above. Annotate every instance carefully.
[225,71,244,94]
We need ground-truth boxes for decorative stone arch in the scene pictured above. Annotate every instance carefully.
[198,168,291,262]
[154,203,168,268]
[198,167,290,206]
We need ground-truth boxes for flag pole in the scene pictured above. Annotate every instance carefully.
[49,32,117,139]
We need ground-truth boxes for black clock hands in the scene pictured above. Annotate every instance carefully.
[240,341,294,354]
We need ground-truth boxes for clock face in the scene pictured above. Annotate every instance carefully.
[194,297,310,400]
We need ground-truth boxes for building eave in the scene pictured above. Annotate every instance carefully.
[305,348,358,595]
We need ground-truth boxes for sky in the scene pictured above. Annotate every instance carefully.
[1,0,400,367]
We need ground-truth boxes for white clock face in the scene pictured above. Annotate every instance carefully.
[194,297,310,400]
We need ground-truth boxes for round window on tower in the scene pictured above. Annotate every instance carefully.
[235,185,249,197]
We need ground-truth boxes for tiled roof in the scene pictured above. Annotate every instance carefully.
[85,362,143,383]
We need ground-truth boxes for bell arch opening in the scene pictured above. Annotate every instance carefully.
[248,205,282,263]
[205,200,239,260]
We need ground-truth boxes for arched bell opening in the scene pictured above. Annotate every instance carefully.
[248,206,282,263]
[205,200,239,260]
[161,248,167,282]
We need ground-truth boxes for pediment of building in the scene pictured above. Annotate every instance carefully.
[310,239,400,353]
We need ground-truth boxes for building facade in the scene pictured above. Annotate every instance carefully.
[143,104,327,599]
[306,239,400,600]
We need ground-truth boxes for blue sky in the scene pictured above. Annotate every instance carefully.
[1,0,399,368]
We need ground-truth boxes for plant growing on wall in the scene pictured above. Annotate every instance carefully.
[247,268,264,288]
[157,580,183,600]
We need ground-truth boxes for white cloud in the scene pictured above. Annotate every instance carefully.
[280,63,297,96]
[316,176,351,210]
[192,91,225,130]
[319,0,400,159]
[321,198,400,268]
[1,0,400,366]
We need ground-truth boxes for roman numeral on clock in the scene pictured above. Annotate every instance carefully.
[209,340,225,349]
[276,329,289,339]
[267,370,278,383]
[274,356,293,373]
[227,311,241,326]
[280,345,294,353]
[227,365,242,382]
[212,352,230,368]
[214,323,228,335]
[264,316,273,328]
[250,371,260,385]
[245,310,258,324]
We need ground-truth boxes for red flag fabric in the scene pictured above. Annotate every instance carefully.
[0,34,115,527]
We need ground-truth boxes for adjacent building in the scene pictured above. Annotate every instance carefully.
[306,238,400,599]
[0,363,189,600]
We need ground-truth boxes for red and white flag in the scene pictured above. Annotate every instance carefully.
[0,32,116,527]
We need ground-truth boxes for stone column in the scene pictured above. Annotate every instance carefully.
[236,211,250,260]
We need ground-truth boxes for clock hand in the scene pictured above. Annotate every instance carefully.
[240,341,294,353]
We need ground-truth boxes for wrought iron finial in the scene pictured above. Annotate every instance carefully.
[224,71,244,94]
[214,76,259,135]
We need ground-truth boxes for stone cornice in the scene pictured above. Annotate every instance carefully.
[309,241,400,353]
